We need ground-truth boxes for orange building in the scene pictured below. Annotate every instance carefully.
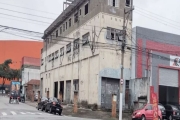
[0,40,43,85]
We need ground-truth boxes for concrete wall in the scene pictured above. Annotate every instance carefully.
[130,77,149,107]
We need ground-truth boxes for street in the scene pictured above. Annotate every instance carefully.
[0,96,100,120]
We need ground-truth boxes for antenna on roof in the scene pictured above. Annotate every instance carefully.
[63,0,75,11]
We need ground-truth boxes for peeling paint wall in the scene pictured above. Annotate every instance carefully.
[130,77,149,107]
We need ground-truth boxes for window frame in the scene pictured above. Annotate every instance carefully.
[82,32,90,45]
[55,50,59,59]
[74,12,78,23]
[69,18,72,27]
[60,47,64,56]
[66,43,71,53]
[85,3,89,15]
[126,0,131,7]
[73,38,80,51]
[56,30,58,37]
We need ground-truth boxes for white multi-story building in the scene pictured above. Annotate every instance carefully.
[41,0,133,109]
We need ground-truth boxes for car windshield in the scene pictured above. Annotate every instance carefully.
[158,105,165,110]
[136,104,146,110]
[172,105,179,110]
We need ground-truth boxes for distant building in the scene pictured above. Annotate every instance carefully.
[21,56,41,99]
[131,26,180,106]
[26,79,40,101]
[0,40,42,91]
[41,0,133,109]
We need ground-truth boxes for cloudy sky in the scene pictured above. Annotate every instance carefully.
[0,0,179,40]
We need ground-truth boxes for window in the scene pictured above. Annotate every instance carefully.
[69,18,71,27]
[49,54,51,62]
[63,24,65,32]
[60,47,64,56]
[52,53,54,61]
[55,50,59,59]
[60,27,62,34]
[73,80,79,91]
[146,105,152,110]
[41,59,44,66]
[108,0,119,7]
[56,30,58,37]
[126,80,129,89]
[73,39,79,51]
[82,32,89,45]
[113,0,115,6]
[66,43,71,53]
[79,9,81,15]
[74,12,78,23]
[66,22,67,30]
[106,27,122,41]
[126,0,130,7]
[85,3,89,15]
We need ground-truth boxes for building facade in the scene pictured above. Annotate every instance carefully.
[41,0,133,109]
[131,26,180,106]
[21,57,41,98]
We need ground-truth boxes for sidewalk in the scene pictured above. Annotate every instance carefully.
[25,101,131,120]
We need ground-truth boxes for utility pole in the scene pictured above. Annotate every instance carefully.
[119,1,134,120]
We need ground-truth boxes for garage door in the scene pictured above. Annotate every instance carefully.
[159,68,178,87]
[101,77,119,109]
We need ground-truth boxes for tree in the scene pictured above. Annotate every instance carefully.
[0,59,12,92]
[0,59,21,94]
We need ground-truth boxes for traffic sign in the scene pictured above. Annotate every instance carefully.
[120,79,124,85]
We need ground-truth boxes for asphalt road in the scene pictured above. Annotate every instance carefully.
[0,96,100,120]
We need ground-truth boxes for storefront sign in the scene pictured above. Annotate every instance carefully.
[170,55,180,67]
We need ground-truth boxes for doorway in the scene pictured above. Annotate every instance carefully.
[54,82,58,98]
[60,81,64,102]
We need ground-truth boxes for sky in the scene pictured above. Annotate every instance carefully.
[0,0,179,40]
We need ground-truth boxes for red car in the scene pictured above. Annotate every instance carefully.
[132,104,162,120]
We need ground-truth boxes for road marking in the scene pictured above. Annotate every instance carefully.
[2,112,7,116]
[26,112,35,114]
[37,113,42,115]
[20,112,26,115]
[10,111,16,115]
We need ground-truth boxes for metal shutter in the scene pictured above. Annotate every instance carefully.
[159,68,178,87]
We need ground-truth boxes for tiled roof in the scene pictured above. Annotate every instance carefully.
[27,79,40,85]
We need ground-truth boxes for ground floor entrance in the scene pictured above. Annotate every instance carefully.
[101,77,119,109]
[158,68,179,105]
[159,85,179,105]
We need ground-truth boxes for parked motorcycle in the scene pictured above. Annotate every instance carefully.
[9,96,19,104]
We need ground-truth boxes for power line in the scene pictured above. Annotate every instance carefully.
[0,12,51,24]
[0,7,55,20]
[0,2,59,15]
[135,6,180,24]
[134,11,180,32]
[0,16,49,27]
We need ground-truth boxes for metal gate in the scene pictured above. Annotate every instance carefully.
[159,68,178,87]
[101,77,120,109]
[66,80,71,103]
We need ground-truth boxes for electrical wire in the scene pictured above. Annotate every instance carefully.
[0,12,51,24]
[0,1,59,15]
[0,7,56,20]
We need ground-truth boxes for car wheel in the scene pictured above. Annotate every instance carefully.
[141,115,146,120]
[41,106,44,111]
[169,115,173,120]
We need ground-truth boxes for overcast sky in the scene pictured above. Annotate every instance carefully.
[0,0,179,40]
